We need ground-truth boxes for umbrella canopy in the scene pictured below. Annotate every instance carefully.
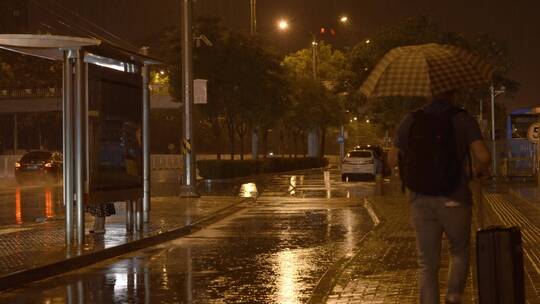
[359,43,495,98]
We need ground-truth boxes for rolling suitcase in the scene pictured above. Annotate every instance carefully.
[476,226,525,304]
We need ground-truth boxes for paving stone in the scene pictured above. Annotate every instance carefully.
[328,183,540,303]
[0,196,244,278]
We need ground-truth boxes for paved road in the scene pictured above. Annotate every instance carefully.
[0,177,253,227]
[0,170,376,303]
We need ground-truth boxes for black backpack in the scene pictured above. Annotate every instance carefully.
[400,107,465,196]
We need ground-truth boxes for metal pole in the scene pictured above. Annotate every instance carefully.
[308,39,319,157]
[13,113,17,153]
[142,62,151,221]
[339,124,345,168]
[490,84,497,178]
[311,41,318,80]
[250,0,257,36]
[250,0,258,160]
[479,98,483,133]
[74,50,85,245]
[180,0,200,197]
[63,51,74,246]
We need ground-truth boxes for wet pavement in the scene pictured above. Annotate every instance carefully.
[2,170,539,303]
[0,169,377,303]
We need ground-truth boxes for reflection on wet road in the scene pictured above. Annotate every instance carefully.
[0,185,63,226]
[0,170,375,303]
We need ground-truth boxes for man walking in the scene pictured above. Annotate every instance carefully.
[388,91,491,304]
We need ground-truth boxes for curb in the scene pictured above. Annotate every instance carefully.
[200,167,329,184]
[0,198,253,292]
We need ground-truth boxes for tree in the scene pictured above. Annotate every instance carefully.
[349,16,518,136]
[283,42,352,155]
[162,18,288,159]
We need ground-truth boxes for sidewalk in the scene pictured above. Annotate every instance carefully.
[0,193,248,291]
[326,182,540,303]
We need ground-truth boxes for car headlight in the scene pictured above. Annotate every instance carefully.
[15,162,21,168]
[44,162,53,168]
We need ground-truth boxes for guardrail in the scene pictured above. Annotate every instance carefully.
[0,88,61,99]
[0,155,21,178]
[0,154,338,179]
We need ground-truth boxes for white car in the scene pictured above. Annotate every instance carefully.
[341,150,376,181]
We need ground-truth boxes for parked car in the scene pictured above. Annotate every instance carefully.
[341,149,377,181]
[353,145,390,176]
[14,151,63,185]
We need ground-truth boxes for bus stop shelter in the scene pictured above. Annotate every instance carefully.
[0,34,159,247]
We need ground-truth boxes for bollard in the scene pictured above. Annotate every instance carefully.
[375,174,384,196]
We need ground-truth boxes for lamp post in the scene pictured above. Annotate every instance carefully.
[179,0,200,197]
[490,84,505,179]
[277,19,320,156]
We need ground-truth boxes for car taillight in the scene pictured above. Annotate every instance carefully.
[15,162,21,168]
[44,162,53,168]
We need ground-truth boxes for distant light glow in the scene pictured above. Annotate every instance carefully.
[365,39,371,44]
[15,188,21,225]
[366,119,370,123]
[160,70,165,75]
[340,16,349,23]
[45,188,53,219]
[353,117,358,121]
[277,20,289,31]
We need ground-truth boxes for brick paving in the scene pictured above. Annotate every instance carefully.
[0,195,244,278]
[327,182,540,304]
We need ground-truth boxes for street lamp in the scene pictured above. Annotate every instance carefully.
[490,84,505,179]
[277,19,289,31]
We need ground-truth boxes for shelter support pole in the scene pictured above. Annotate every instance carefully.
[126,200,133,232]
[135,199,143,231]
[179,0,200,197]
[142,63,151,221]
[63,51,75,246]
[74,50,86,246]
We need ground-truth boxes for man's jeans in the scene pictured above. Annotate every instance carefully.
[411,195,472,304]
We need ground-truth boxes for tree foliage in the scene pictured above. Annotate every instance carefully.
[282,42,353,155]
[162,18,288,159]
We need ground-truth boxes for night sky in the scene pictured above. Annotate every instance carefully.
[29,0,540,111]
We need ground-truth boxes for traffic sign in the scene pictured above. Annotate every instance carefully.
[527,122,540,143]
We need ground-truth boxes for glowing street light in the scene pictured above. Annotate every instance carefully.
[340,16,349,23]
[277,19,289,31]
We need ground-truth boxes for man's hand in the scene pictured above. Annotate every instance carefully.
[470,140,491,179]
[388,146,399,169]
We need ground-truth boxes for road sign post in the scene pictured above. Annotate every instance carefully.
[527,121,540,187]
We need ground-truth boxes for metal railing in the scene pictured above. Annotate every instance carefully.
[0,87,61,99]
[488,139,536,178]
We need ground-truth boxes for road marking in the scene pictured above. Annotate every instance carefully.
[485,194,540,275]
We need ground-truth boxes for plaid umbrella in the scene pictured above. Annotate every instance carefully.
[359,43,495,98]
